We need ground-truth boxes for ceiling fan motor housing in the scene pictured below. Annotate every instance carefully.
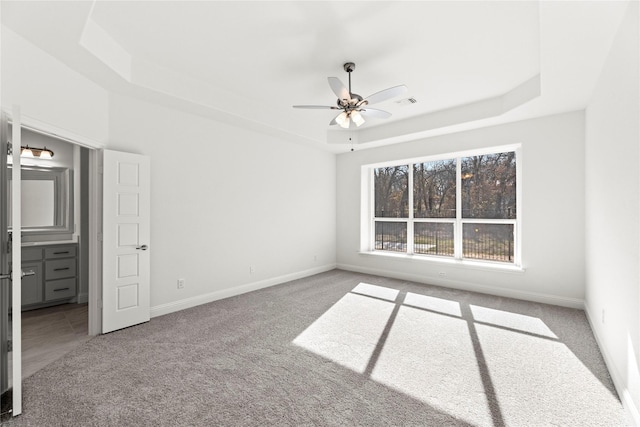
[337,93,364,109]
[343,62,356,73]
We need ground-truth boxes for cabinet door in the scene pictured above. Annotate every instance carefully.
[21,262,42,306]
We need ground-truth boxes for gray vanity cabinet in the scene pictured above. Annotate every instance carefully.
[21,243,78,309]
[21,248,44,306]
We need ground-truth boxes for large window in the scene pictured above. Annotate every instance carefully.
[371,148,518,264]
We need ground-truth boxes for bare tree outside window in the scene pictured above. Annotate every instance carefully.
[461,152,516,219]
[374,166,409,218]
[413,160,456,218]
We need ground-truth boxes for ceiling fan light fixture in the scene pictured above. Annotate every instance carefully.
[335,111,349,128]
[351,111,365,127]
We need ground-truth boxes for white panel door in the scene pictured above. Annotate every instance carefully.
[102,150,150,333]
[0,105,22,416]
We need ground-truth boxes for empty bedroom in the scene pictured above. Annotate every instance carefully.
[0,1,638,426]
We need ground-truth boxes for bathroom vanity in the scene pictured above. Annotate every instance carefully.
[21,242,78,309]
[6,163,79,310]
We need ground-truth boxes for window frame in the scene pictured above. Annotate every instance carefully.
[363,144,522,268]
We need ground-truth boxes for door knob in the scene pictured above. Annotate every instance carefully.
[136,244,148,251]
[0,270,34,281]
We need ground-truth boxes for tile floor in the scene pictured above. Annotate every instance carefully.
[21,303,90,379]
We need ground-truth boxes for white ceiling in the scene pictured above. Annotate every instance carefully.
[1,1,631,153]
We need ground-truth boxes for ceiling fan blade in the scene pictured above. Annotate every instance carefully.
[363,85,408,105]
[328,77,350,101]
[293,105,339,109]
[360,108,392,119]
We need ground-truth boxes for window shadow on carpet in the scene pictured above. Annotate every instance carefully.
[293,277,626,426]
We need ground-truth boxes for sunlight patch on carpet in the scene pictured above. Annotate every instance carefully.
[351,282,399,301]
[476,323,624,425]
[470,305,558,338]
[292,291,394,373]
[370,305,492,426]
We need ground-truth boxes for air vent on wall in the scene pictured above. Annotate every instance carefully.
[395,97,417,106]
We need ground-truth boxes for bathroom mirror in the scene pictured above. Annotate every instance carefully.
[7,166,74,234]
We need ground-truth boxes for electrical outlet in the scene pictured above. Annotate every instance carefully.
[314,255,317,262]
[177,278,185,289]
[250,266,255,275]
[438,271,446,277]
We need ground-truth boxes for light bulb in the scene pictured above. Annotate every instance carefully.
[39,150,52,159]
[21,147,34,158]
[351,111,365,127]
[335,111,348,126]
[339,116,350,129]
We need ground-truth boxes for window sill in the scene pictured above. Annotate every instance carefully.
[358,250,525,273]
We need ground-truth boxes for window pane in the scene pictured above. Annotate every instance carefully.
[463,223,514,263]
[414,223,454,257]
[413,159,456,218]
[375,221,407,252]
[375,166,409,218]
[461,152,516,219]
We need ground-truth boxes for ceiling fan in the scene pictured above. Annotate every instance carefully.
[293,62,408,129]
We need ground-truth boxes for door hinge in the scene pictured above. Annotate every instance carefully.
[7,339,12,352]
[97,232,103,242]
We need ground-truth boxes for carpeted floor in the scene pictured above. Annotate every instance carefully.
[3,270,630,426]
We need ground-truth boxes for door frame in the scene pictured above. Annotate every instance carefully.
[0,113,10,416]
[5,113,105,336]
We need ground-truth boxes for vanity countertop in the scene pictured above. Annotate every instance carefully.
[21,240,77,247]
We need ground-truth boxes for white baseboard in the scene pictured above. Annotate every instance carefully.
[150,264,336,318]
[337,263,584,309]
[77,292,88,304]
[584,304,640,426]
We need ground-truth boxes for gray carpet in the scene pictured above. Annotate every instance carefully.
[4,270,629,426]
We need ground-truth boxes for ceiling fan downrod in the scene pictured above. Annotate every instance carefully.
[344,62,355,97]
[340,62,363,110]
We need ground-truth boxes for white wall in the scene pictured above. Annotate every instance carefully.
[2,26,337,316]
[337,111,586,307]
[108,93,336,314]
[585,1,640,422]
[1,27,108,144]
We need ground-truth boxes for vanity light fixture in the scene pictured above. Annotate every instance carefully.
[20,145,54,159]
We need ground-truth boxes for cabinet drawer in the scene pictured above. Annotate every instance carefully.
[44,278,76,301]
[45,258,76,280]
[45,246,77,259]
[23,248,43,262]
